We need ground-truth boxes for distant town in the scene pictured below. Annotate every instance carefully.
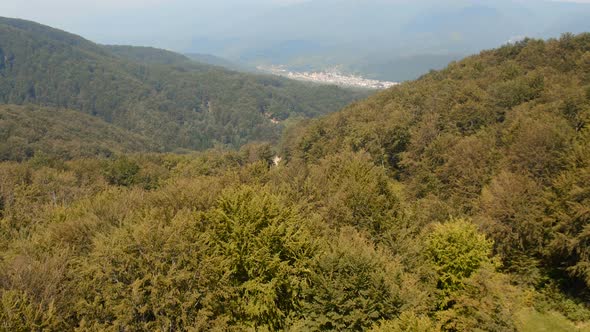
[257,65,399,90]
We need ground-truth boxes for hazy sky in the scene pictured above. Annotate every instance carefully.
[3,0,587,27]
[0,0,307,20]
[0,0,312,49]
[1,0,589,51]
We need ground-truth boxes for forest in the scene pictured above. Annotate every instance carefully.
[0,17,367,156]
[1,20,590,332]
[0,104,159,160]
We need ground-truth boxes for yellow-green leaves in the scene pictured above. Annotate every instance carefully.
[209,187,316,330]
[425,219,494,297]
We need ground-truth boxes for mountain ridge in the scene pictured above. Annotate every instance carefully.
[0,16,367,157]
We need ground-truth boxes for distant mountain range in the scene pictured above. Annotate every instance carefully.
[184,0,590,81]
[6,1,589,81]
[0,17,367,160]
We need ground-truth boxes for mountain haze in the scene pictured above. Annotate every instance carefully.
[187,0,590,80]
[4,0,590,81]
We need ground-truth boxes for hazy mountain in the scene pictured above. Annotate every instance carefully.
[185,0,590,80]
[0,17,367,156]
[4,1,589,81]
[352,53,464,81]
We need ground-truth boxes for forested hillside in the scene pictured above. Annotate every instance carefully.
[0,17,366,153]
[1,33,590,331]
[103,45,193,66]
[0,104,159,161]
[283,32,590,311]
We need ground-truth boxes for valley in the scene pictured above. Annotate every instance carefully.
[257,65,399,89]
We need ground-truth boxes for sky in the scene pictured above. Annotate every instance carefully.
[1,0,589,51]
[0,0,307,23]
[0,0,310,49]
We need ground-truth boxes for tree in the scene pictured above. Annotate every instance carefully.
[297,229,426,331]
[207,186,317,330]
[425,218,495,301]
[546,128,590,288]
[102,156,140,187]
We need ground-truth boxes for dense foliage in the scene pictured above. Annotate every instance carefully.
[0,104,158,161]
[0,17,367,154]
[1,29,590,330]
[283,32,590,316]
[0,148,517,331]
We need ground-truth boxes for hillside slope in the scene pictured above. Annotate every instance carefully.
[185,52,249,72]
[104,45,193,66]
[0,17,366,154]
[0,104,158,161]
[284,33,590,295]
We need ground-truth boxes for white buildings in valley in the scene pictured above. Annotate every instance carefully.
[258,65,399,90]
